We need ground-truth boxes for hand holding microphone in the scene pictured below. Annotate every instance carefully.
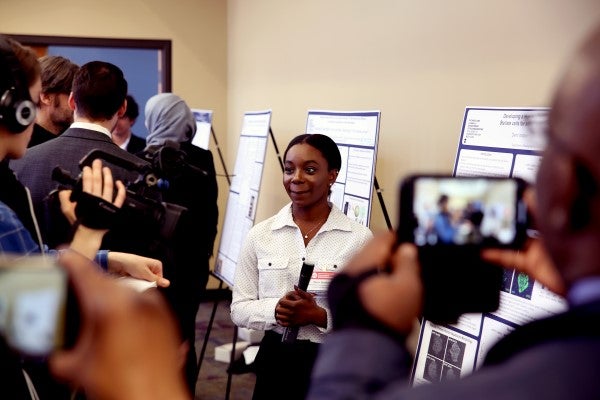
[279,262,315,343]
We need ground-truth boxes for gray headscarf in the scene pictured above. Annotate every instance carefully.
[144,93,197,147]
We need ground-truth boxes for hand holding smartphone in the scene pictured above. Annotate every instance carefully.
[397,175,530,324]
[0,256,71,358]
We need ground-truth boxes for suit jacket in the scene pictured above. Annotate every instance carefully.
[126,133,146,154]
[10,127,150,250]
[308,299,600,400]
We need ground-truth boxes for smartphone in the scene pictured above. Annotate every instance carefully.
[396,175,529,324]
[0,256,69,358]
[397,175,529,249]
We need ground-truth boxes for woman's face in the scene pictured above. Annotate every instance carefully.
[283,143,336,209]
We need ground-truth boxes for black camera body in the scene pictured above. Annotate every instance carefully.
[52,144,189,248]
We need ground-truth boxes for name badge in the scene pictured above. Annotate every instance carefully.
[306,261,341,294]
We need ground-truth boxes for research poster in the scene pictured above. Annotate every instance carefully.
[305,110,380,227]
[410,107,568,386]
[191,109,213,150]
[214,110,272,287]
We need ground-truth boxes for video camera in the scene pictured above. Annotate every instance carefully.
[52,143,189,242]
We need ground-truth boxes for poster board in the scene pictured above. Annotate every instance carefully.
[213,110,272,286]
[305,110,381,227]
[191,109,213,150]
[410,107,568,385]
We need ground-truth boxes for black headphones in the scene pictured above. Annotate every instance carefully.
[0,36,36,133]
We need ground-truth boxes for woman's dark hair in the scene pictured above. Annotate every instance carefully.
[283,133,341,171]
[124,94,139,120]
[72,61,127,120]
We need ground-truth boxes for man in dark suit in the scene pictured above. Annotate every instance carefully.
[112,93,147,154]
[11,61,151,251]
[307,21,600,400]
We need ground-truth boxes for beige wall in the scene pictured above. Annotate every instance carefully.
[227,0,600,235]
[3,0,600,285]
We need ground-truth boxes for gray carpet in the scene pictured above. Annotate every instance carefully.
[194,296,256,400]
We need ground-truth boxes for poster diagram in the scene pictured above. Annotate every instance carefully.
[213,110,272,286]
[411,107,568,386]
[305,110,380,227]
[190,109,213,150]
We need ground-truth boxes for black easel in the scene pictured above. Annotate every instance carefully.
[269,127,285,172]
[197,125,278,400]
[220,127,284,400]
[374,176,392,230]
[211,126,232,186]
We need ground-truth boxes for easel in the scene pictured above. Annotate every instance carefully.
[220,127,283,400]
[197,124,276,400]
[195,125,236,398]
[210,126,232,187]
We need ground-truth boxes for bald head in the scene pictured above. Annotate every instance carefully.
[549,25,600,166]
[536,23,600,288]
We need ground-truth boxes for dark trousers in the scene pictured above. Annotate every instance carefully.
[252,330,319,400]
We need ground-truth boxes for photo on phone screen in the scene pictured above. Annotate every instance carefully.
[398,175,528,248]
[0,257,68,357]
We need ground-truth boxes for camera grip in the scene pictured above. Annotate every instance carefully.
[74,192,120,230]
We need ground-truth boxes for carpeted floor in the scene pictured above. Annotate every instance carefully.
[194,293,256,400]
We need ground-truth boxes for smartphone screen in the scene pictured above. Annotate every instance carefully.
[400,176,528,248]
[0,257,67,358]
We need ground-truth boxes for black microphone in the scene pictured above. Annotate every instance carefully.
[281,261,315,343]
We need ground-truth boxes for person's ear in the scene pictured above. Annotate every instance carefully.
[118,98,127,119]
[68,92,76,111]
[329,169,339,186]
[39,92,53,107]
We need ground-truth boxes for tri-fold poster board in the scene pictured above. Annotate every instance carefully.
[410,106,568,385]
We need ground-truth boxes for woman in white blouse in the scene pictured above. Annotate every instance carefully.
[231,133,373,400]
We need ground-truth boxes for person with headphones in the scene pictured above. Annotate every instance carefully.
[0,35,170,399]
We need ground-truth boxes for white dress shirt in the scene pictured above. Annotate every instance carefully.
[231,202,373,343]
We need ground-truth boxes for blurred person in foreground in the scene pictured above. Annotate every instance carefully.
[49,250,189,400]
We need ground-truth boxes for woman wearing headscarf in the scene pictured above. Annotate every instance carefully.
[141,93,219,396]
